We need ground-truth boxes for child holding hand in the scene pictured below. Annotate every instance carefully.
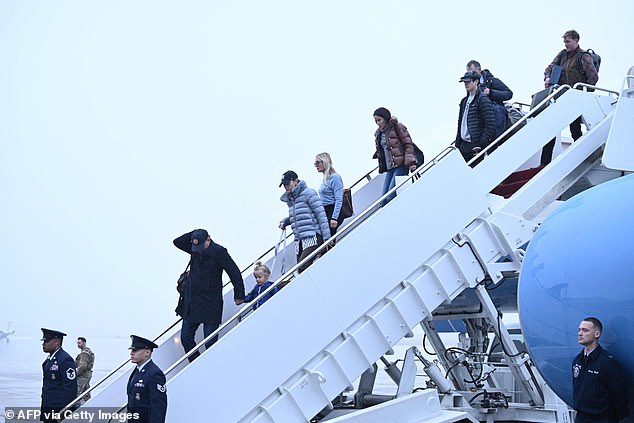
[244,262,277,309]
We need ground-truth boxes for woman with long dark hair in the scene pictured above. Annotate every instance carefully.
[372,107,417,203]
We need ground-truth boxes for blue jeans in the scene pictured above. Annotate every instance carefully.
[381,165,409,205]
[181,319,219,361]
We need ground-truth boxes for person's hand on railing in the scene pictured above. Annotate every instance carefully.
[234,298,244,305]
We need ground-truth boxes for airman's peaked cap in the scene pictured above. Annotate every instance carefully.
[129,335,158,350]
[41,328,66,341]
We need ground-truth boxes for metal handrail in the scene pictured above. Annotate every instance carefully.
[163,146,457,376]
[573,82,620,97]
[227,165,381,280]
[511,101,531,111]
[60,319,183,413]
[70,166,383,403]
[469,84,572,165]
[469,81,620,166]
[78,145,453,396]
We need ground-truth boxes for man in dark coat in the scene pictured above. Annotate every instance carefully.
[572,317,628,423]
[173,229,245,360]
[40,328,77,422]
[454,70,496,164]
[127,335,167,423]
[466,60,513,106]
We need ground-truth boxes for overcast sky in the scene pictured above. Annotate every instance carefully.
[1,0,633,337]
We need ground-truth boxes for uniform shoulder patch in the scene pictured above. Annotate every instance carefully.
[157,384,166,393]
[66,368,76,380]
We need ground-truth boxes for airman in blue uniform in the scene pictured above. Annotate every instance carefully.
[40,328,77,422]
[572,317,628,423]
[127,335,167,423]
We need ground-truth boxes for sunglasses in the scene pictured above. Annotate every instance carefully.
[314,160,323,166]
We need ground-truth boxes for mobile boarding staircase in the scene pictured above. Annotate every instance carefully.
[73,71,634,422]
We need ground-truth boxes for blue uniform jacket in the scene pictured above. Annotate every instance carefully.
[127,359,167,423]
[572,345,628,420]
[41,348,77,412]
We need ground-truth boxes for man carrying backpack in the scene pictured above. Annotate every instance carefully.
[544,29,598,90]
[541,30,599,164]
[454,70,496,165]
[466,60,513,139]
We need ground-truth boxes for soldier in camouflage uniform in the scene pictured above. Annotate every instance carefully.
[75,337,95,405]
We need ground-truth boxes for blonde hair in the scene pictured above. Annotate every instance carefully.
[253,261,271,276]
[316,152,337,181]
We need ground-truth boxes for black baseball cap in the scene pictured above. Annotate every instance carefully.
[279,170,298,187]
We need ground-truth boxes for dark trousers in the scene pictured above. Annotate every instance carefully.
[323,204,344,241]
[181,319,219,362]
[541,116,583,165]
[297,235,324,273]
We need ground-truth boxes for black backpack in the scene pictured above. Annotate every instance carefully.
[412,142,425,167]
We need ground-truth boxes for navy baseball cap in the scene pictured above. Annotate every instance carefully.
[279,170,298,187]
[41,328,66,341]
[129,335,159,350]
[191,229,209,253]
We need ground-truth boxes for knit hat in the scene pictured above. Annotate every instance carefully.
[373,107,391,121]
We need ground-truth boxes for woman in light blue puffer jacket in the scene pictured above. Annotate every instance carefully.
[278,170,331,273]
